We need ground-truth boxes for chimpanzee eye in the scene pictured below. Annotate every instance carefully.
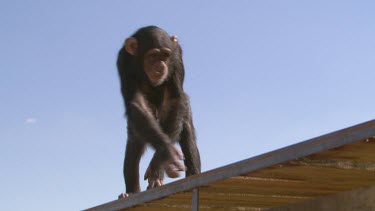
[160,48,171,59]
[163,52,170,58]
[150,53,158,59]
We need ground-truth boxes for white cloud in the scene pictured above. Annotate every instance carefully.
[25,118,37,124]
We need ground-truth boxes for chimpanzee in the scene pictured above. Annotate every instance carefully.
[117,26,201,198]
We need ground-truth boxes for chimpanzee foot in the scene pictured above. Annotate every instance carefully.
[118,193,129,199]
[144,164,165,189]
[146,178,164,189]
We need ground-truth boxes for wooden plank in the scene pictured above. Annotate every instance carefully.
[198,164,375,207]
[269,185,375,211]
[195,138,375,209]
[120,192,192,211]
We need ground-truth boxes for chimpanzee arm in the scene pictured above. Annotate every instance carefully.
[161,94,200,176]
[127,91,185,177]
[179,102,201,176]
[123,133,146,193]
[128,91,171,149]
[161,97,185,141]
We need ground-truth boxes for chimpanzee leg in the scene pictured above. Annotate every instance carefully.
[144,154,165,189]
[123,132,146,193]
[179,120,201,176]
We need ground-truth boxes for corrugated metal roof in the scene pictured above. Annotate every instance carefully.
[85,119,375,211]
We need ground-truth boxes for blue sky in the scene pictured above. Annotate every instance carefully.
[1,1,375,210]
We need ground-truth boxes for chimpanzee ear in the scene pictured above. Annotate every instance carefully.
[125,37,138,55]
[171,35,178,43]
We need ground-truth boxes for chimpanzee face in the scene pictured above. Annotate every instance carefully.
[142,47,171,86]
[124,30,178,86]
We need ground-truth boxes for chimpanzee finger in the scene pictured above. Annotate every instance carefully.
[118,193,129,199]
[174,161,186,172]
[165,161,186,178]
[177,150,185,160]
[165,167,181,178]
[147,178,163,190]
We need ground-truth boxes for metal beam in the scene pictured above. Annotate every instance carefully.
[192,188,199,211]
[84,119,375,211]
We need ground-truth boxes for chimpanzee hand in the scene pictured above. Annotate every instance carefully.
[163,143,186,178]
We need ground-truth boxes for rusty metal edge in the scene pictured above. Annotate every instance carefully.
[84,119,375,211]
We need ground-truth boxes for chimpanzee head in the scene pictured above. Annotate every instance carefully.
[124,26,179,86]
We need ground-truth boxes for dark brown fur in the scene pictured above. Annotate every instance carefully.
[117,26,201,195]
